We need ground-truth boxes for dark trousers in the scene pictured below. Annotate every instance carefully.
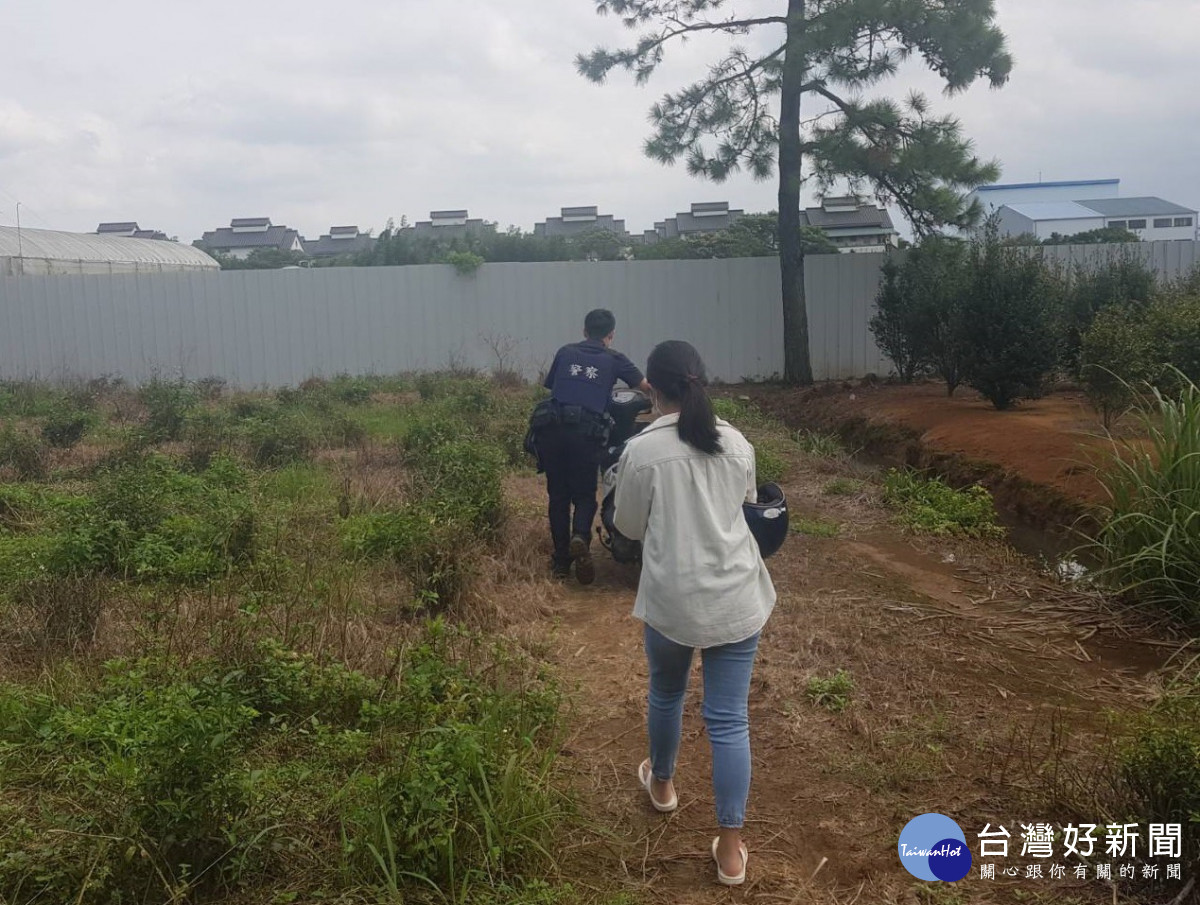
[537,424,602,565]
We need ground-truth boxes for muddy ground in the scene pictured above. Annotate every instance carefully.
[738,382,1128,540]
[500,396,1186,905]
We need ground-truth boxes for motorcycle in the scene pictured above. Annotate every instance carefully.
[596,389,789,564]
[597,389,655,564]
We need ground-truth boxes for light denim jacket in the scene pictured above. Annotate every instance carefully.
[613,413,777,648]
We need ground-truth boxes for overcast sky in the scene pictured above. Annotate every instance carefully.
[2,1,1197,243]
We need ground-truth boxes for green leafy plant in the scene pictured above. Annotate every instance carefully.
[139,378,200,441]
[1086,375,1200,620]
[882,469,1005,538]
[870,238,970,392]
[1080,306,1156,428]
[806,670,855,713]
[754,443,789,484]
[959,224,1060,410]
[445,250,485,276]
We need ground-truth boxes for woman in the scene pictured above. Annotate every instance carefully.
[612,340,776,887]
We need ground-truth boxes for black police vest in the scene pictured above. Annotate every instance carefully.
[550,341,618,415]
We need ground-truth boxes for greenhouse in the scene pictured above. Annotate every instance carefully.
[0,225,218,275]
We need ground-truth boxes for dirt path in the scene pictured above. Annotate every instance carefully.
[502,447,1170,904]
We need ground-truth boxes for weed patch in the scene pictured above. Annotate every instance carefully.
[882,469,1005,539]
[0,625,564,903]
[806,669,854,712]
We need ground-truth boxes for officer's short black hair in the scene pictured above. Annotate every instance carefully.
[584,309,616,340]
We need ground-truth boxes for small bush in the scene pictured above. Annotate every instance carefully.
[870,238,970,392]
[445,250,485,276]
[960,235,1060,410]
[139,378,199,441]
[183,409,235,470]
[882,469,1005,539]
[806,670,854,712]
[1080,305,1156,428]
[241,410,318,467]
[327,374,374,406]
[1116,696,1200,877]
[0,423,48,480]
[40,406,93,449]
[1145,293,1200,393]
[79,453,256,582]
[1056,256,1157,373]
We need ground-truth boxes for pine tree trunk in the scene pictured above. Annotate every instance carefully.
[778,0,812,385]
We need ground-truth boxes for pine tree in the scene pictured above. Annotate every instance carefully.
[577,0,1012,383]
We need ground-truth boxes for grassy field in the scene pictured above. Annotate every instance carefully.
[0,373,598,905]
[0,374,1196,905]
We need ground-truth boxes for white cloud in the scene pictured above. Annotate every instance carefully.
[0,0,1196,241]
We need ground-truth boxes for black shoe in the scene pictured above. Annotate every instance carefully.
[570,535,595,585]
[551,558,571,580]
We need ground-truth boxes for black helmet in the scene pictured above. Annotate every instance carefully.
[743,483,788,559]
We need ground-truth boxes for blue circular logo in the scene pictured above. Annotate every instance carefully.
[898,814,972,882]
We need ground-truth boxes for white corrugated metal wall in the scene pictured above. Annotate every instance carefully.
[0,241,1194,387]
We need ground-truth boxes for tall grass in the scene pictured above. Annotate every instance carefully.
[1087,373,1200,620]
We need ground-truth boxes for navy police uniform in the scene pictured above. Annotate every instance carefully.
[536,339,644,569]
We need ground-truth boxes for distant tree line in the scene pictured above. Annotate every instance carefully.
[206,213,840,270]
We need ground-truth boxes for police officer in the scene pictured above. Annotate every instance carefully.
[538,309,651,583]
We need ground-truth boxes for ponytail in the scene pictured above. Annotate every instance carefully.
[646,341,722,455]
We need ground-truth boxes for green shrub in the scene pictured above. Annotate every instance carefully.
[419,439,507,535]
[806,670,854,712]
[77,453,256,582]
[0,381,64,418]
[0,632,561,902]
[139,378,200,441]
[327,374,374,406]
[1080,305,1156,427]
[1145,293,1200,393]
[183,409,235,470]
[0,423,48,480]
[1087,377,1200,620]
[445,250,485,275]
[1056,256,1157,373]
[1110,695,1200,880]
[241,409,318,466]
[870,238,970,392]
[40,406,92,449]
[960,232,1060,410]
[882,469,1005,538]
[400,405,479,458]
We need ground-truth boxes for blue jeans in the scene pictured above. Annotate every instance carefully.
[644,624,760,828]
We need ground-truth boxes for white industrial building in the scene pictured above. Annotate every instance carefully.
[972,179,1197,242]
[995,198,1197,242]
[0,226,219,276]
